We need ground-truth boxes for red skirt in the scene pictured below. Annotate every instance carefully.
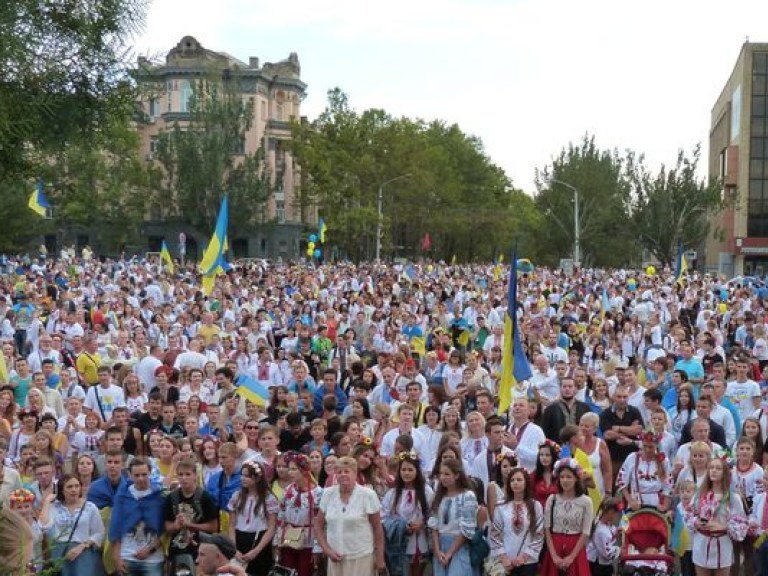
[540,533,591,576]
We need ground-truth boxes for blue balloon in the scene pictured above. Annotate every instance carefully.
[309,234,318,243]
[313,248,322,258]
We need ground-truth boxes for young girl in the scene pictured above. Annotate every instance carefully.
[686,456,748,573]
[228,460,278,575]
[487,465,544,576]
[307,449,324,481]
[381,450,434,576]
[197,438,222,488]
[670,383,695,445]
[71,411,103,460]
[427,458,476,576]
[586,497,622,576]
[486,453,517,518]
[271,453,292,501]
[532,440,560,509]
[76,454,99,496]
[732,436,763,576]
[122,374,147,413]
[674,479,696,576]
[8,487,48,573]
[742,417,766,459]
[353,441,388,496]
[17,445,36,486]
[540,459,593,576]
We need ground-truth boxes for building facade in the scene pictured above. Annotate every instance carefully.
[134,36,312,260]
[707,42,768,276]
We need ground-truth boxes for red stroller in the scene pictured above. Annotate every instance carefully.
[618,509,675,575]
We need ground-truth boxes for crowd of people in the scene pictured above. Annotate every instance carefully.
[0,254,767,576]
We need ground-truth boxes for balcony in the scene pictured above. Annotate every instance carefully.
[267,119,292,132]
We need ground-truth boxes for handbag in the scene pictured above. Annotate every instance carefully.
[268,565,298,576]
[282,526,308,550]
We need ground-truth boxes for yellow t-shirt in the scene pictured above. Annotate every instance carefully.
[198,324,220,346]
[76,352,101,386]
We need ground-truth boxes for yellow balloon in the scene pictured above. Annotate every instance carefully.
[645,265,656,276]
[308,242,315,250]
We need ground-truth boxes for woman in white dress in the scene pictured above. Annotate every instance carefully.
[381,450,434,576]
[486,465,544,576]
[685,456,748,574]
[616,428,672,511]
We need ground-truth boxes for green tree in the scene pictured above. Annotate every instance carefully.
[0,0,149,251]
[534,134,638,267]
[291,88,535,261]
[630,144,728,266]
[154,78,270,235]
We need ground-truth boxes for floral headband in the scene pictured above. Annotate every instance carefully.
[496,451,519,467]
[8,488,35,506]
[242,460,263,477]
[713,447,735,470]
[284,451,311,473]
[539,439,561,455]
[397,449,420,465]
[640,427,662,444]
[553,458,584,478]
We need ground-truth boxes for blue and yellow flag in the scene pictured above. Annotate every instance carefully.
[674,244,688,287]
[160,240,174,274]
[200,196,230,295]
[499,246,533,414]
[28,181,51,217]
[236,374,270,406]
[671,505,691,556]
[318,217,327,244]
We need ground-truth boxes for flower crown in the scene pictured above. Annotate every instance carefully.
[397,449,420,465]
[8,489,35,506]
[360,436,379,453]
[242,460,263,477]
[539,439,561,455]
[640,427,662,444]
[553,457,584,478]
[497,451,519,467]
[284,451,311,472]
[713,447,735,470]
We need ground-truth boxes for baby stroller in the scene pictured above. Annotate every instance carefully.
[617,509,675,576]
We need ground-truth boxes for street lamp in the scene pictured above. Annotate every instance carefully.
[376,173,411,262]
[547,178,581,265]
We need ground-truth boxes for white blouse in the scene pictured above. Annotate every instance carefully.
[489,500,544,564]
[319,484,381,560]
[228,492,279,533]
[42,501,105,546]
[381,486,435,554]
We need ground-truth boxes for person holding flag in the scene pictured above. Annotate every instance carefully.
[160,240,174,274]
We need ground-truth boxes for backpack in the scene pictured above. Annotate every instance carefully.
[468,526,490,567]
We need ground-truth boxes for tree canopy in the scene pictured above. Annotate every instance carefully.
[291,88,539,261]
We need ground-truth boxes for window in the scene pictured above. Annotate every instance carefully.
[149,98,160,118]
[276,103,284,121]
[276,200,285,223]
[179,80,192,113]
[261,101,266,120]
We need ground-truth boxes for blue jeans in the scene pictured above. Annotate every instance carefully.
[124,560,164,576]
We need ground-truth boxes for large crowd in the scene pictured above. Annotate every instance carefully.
[0,253,766,576]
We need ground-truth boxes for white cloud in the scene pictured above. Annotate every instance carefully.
[135,0,768,188]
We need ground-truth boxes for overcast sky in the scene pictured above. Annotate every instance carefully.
[135,0,768,190]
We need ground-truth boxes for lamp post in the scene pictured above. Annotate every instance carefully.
[548,178,581,266]
[376,173,411,262]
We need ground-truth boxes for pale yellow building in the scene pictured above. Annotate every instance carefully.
[707,42,768,276]
[134,36,310,259]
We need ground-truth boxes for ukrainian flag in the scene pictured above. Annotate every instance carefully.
[160,240,174,274]
[28,181,51,217]
[318,217,327,243]
[499,246,533,415]
[200,196,230,295]
[674,244,688,287]
[236,374,270,406]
